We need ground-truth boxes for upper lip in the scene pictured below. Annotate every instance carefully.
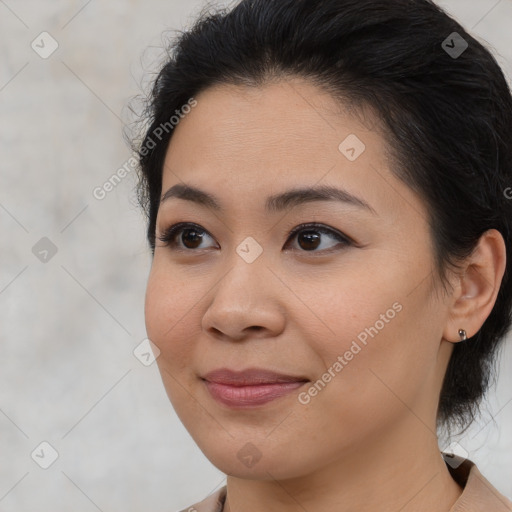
[201,368,309,386]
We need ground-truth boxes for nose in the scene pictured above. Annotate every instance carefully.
[201,254,286,342]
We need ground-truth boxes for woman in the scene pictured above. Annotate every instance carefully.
[130,0,512,510]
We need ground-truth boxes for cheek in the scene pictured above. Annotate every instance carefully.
[144,266,200,370]
[144,267,203,423]
[303,274,435,419]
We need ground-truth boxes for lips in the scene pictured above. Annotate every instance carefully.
[201,368,309,408]
[201,368,309,386]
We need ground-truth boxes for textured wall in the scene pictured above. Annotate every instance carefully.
[1,0,511,510]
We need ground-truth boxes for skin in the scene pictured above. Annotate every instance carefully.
[144,78,506,512]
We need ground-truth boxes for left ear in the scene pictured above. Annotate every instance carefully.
[442,228,507,344]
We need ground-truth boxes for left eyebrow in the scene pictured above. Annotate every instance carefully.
[160,183,378,216]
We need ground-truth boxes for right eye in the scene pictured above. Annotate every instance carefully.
[157,222,216,251]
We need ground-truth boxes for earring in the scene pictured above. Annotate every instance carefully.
[458,329,467,341]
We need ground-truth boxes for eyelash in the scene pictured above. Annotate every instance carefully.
[157,222,352,254]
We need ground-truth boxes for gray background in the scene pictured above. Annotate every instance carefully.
[0,0,511,510]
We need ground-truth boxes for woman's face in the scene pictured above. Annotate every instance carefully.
[145,79,456,480]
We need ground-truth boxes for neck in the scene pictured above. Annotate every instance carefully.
[223,417,463,512]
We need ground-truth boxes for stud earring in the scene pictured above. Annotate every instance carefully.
[458,329,467,341]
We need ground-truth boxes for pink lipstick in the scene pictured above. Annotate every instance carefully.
[201,368,308,408]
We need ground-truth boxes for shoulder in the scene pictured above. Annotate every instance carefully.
[444,454,512,511]
[177,486,227,512]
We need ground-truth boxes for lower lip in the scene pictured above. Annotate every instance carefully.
[203,380,307,408]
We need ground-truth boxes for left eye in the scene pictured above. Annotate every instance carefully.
[157,222,352,253]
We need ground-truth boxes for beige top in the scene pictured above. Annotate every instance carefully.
[179,455,512,512]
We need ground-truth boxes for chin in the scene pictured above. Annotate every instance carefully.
[196,439,313,481]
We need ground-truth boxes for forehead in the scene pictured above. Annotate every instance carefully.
[160,79,426,222]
